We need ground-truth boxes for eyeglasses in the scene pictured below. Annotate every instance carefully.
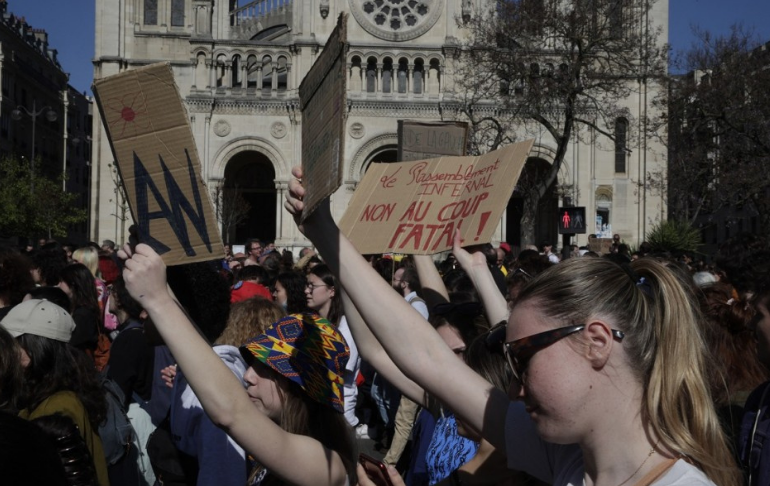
[489,324,625,385]
[250,246,262,252]
[305,283,329,291]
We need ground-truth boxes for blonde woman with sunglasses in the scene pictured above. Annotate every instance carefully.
[285,167,739,486]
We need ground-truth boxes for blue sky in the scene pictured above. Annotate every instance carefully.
[13,0,770,95]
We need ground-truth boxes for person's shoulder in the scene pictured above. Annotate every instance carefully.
[23,391,86,420]
[656,460,714,485]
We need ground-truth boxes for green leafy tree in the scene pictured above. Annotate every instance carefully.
[0,155,86,239]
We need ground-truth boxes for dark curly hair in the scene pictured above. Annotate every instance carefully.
[0,326,23,412]
[111,276,144,321]
[275,271,310,314]
[17,334,106,429]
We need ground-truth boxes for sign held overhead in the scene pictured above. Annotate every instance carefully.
[298,13,348,222]
[339,140,534,255]
[398,120,469,161]
[93,62,223,266]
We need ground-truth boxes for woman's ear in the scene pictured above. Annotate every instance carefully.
[583,321,614,368]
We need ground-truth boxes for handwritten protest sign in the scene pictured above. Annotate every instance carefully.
[339,140,534,254]
[93,63,223,266]
[298,13,348,222]
[398,120,469,161]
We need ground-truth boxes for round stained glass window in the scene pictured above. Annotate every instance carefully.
[349,0,442,41]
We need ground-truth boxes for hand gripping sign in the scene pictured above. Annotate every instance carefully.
[339,140,534,255]
[93,63,223,265]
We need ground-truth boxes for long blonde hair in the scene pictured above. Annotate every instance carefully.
[72,247,100,278]
[516,257,741,486]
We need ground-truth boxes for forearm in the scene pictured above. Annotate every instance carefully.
[413,254,449,309]
[303,219,494,434]
[467,265,509,325]
[341,291,426,405]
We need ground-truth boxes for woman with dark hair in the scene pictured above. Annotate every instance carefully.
[1,300,109,485]
[58,263,101,354]
[273,271,310,314]
[119,245,358,486]
[306,264,362,429]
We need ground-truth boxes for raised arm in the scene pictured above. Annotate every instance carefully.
[340,290,426,405]
[285,168,510,451]
[451,231,509,326]
[412,254,450,310]
[119,244,347,486]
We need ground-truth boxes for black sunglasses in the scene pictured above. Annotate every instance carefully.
[488,324,625,385]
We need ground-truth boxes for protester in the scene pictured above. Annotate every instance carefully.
[73,246,111,317]
[273,271,310,314]
[171,297,285,486]
[1,299,110,485]
[285,166,739,486]
[307,264,363,432]
[119,244,358,486]
[58,263,102,354]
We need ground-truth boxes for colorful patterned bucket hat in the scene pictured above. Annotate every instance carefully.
[240,313,350,413]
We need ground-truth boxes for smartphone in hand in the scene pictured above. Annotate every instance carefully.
[359,453,394,486]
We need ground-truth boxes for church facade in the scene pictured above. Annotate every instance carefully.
[91,0,668,252]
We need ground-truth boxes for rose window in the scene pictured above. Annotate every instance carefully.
[349,0,442,41]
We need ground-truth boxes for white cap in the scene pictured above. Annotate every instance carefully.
[0,299,76,343]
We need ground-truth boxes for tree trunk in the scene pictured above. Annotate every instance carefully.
[520,195,539,248]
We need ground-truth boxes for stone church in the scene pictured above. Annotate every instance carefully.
[91,0,668,252]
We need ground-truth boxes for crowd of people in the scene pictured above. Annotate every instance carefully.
[1,179,770,486]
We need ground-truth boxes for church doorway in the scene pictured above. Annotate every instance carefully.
[222,151,276,245]
[505,157,558,249]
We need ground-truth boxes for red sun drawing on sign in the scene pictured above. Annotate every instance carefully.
[104,92,151,137]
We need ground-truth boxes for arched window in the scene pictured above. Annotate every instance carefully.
[413,58,424,94]
[428,58,440,94]
[144,0,158,25]
[277,56,288,91]
[609,0,623,38]
[382,58,393,93]
[397,58,408,93]
[262,56,273,91]
[232,55,241,87]
[246,55,258,88]
[366,57,377,93]
[350,56,363,92]
[216,54,227,87]
[614,117,628,173]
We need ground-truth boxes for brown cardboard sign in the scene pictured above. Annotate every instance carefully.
[339,140,534,255]
[93,63,223,266]
[398,120,469,161]
[588,237,613,254]
[298,13,348,222]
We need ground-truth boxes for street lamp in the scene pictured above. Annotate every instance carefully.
[11,100,58,190]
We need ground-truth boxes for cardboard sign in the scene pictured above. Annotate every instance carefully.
[339,140,534,255]
[298,13,348,221]
[588,237,613,254]
[398,120,469,161]
[93,63,223,266]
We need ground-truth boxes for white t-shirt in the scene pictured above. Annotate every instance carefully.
[504,402,715,485]
[337,316,361,427]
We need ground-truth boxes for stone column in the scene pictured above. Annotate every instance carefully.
[207,60,215,89]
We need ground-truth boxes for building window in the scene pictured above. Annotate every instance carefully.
[171,0,185,27]
[608,0,623,38]
[413,59,424,94]
[398,58,408,93]
[144,0,158,25]
[382,58,393,93]
[366,58,377,93]
[614,117,627,173]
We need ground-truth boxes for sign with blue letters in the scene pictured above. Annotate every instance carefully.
[93,63,223,265]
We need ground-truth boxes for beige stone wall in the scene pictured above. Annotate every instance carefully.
[91,0,668,250]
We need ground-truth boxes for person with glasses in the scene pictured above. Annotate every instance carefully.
[245,238,263,265]
[284,166,739,486]
[306,264,363,434]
